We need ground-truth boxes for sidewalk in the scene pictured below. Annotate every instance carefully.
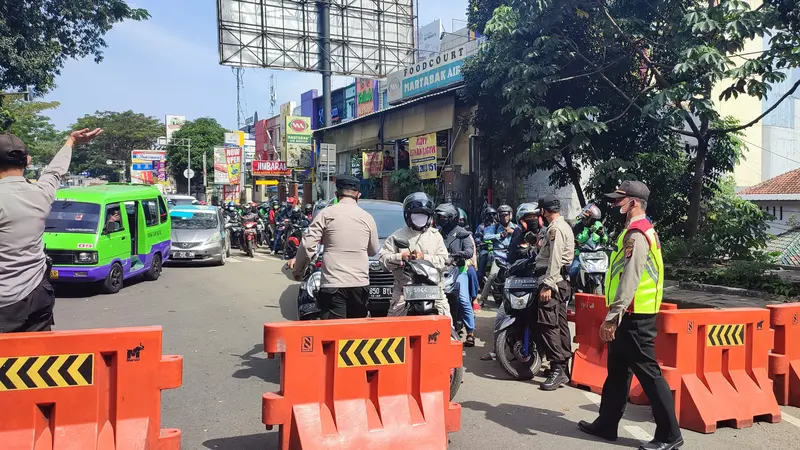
[663,279,792,309]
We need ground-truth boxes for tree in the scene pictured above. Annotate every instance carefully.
[166,118,227,194]
[0,1,149,96]
[465,0,800,237]
[0,97,65,165]
[71,110,163,180]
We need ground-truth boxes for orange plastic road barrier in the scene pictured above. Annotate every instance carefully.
[767,303,800,407]
[0,326,183,450]
[262,316,462,450]
[570,292,675,403]
[660,308,781,433]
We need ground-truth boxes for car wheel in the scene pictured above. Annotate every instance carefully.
[144,253,163,281]
[102,262,124,294]
[225,238,231,257]
[218,249,227,266]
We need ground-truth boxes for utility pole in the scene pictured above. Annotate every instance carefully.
[187,141,192,196]
[318,1,332,128]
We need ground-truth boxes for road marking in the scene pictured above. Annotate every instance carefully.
[623,425,653,443]
[783,411,800,428]
[227,258,241,263]
[583,392,602,406]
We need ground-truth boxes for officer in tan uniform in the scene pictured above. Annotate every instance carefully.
[535,194,575,391]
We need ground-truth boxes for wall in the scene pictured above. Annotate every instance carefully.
[450,105,474,175]
[266,115,282,160]
[753,199,800,235]
[301,89,318,118]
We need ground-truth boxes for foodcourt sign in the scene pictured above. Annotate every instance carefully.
[387,39,482,104]
[285,116,312,144]
[252,160,290,176]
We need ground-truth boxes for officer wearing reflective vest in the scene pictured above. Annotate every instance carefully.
[578,181,682,450]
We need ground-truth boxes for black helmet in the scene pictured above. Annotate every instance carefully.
[483,206,497,217]
[403,192,434,231]
[303,203,313,214]
[435,203,458,220]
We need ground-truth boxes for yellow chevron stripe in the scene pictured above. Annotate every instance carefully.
[28,356,48,389]
[68,354,91,386]
[346,339,359,366]
[0,357,7,392]
[374,339,390,365]
[388,338,402,364]
[7,357,26,389]
[361,339,377,366]
[48,355,69,386]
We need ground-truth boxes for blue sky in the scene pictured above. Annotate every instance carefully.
[42,0,470,131]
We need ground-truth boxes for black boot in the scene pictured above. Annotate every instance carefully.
[540,365,568,391]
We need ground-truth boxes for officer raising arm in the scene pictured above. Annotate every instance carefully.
[0,129,103,333]
[534,195,574,391]
[578,181,682,450]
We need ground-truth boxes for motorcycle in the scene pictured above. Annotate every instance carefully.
[284,221,308,260]
[444,263,464,336]
[274,220,291,255]
[495,254,543,380]
[394,237,464,401]
[481,249,509,307]
[241,221,258,257]
[297,245,325,320]
[575,240,608,295]
[227,218,243,250]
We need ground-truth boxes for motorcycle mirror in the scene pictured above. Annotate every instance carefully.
[394,237,411,249]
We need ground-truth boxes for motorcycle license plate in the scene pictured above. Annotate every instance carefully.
[173,252,195,259]
[368,287,393,299]
[403,285,440,301]
[504,277,537,290]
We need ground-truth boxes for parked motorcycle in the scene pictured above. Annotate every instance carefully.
[575,240,608,295]
[495,254,543,380]
[395,237,464,401]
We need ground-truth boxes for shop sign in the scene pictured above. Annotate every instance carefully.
[356,78,377,117]
[252,160,290,176]
[387,40,482,104]
[409,133,437,180]
[285,116,312,144]
[362,151,384,180]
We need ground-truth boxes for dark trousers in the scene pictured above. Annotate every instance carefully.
[0,277,55,333]
[597,313,681,442]
[536,281,572,368]
[317,287,369,320]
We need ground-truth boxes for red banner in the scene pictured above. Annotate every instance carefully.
[252,160,290,176]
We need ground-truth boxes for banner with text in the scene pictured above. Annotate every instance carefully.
[361,151,384,180]
[285,116,313,168]
[252,160,290,176]
[409,133,438,180]
[213,147,242,185]
[130,150,167,185]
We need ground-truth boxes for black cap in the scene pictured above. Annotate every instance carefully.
[540,194,561,212]
[0,134,28,164]
[335,174,360,191]
[604,180,650,201]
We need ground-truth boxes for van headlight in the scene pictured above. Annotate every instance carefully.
[302,271,322,298]
[74,251,98,264]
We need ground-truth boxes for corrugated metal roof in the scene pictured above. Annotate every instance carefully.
[766,228,800,266]
[313,86,463,134]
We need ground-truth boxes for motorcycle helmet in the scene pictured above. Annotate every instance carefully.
[291,205,302,219]
[483,206,498,224]
[497,204,513,223]
[287,197,297,207]
[457,208,468,228]
[280,201,288,210]
[403,192,435,231]
[272,200,280,210]
[581,203,602,222]
[435,203,459,229]
[303,203,314,215]
[516,202,540,221]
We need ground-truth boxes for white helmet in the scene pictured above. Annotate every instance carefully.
[582,203,602,220]
[516,202,540,220]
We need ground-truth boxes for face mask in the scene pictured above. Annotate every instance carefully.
[410,213,429,229]
[524,219,538,230]
[613,199,633,218]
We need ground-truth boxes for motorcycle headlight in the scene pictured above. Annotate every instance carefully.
[74,251,98,264]
[204,233,222,244]
[303,271,322,298]
[423,264,442,284]
[506,292,530,310]
[579,253,608,272]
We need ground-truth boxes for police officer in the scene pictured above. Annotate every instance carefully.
[535,194,574,391]
[578,181,682,450]
[289,174,379,319]
[0,128,103,332]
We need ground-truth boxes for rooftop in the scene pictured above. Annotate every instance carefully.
[739,168,800,199]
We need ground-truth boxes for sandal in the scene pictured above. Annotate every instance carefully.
[472,301,481,312]
[465,335,475,347]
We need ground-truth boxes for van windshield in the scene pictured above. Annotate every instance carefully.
[170,211,218,230]
[46,201,101,234]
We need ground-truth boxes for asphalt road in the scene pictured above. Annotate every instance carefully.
[52,251,800,449]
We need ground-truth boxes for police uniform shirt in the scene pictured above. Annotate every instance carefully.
[605,214,650,323]
[535,216,575,290]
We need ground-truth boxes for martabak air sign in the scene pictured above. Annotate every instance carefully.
[387,39,482,105]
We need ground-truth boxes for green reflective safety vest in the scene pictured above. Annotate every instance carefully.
[604,218,664,314]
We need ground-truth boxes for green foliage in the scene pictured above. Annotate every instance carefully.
[465,0,800,237]
[167,118,227,193]
[71,111,163,180]
[0,1,149,95]
[0,98,65,165]
[390,169,422,202]
[676,261,799,297]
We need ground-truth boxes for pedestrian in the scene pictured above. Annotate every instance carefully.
[379,192,450,318]
[0,128,103,333]
[288,174,379,319]
[534,194,574,391]
[578,181,682,450]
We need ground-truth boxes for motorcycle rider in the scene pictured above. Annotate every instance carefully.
[535,194,575,391]
[435,203,476,347]
[477,204,516,305]
[569,203,609,283]
[475,206,497,280]
[272,201,291,253]
[303,203,314,220]
[459,208,481,311]
[379,192,450,318]
[481,202,542,361]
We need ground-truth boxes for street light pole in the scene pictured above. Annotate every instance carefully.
[187,141,192,196]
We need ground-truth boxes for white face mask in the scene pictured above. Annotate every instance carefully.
[410,213,429,229]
